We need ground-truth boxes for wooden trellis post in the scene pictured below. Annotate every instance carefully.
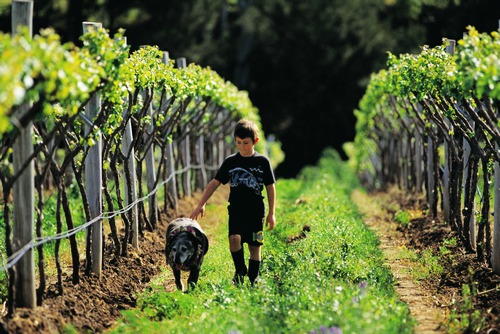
[139,46,158,229]
[121,38,139,249]
[414,130,424,192]
[166,140,178,208]
[160,51,178,209]
[442,127,451,225]
[196,134,208,189]
[494,140,500,272]
[442,40,456,225]
[207,134,217,179]
[426,125,437,216]
[218,131,225,166]
[83,21,103,277]
[462,119,476,250]
[401,134,409,190]
[492,20,500,273]
[177,57,192,198]
[181,132,191,197]
[142,86,158,228]
[11,0,35,309]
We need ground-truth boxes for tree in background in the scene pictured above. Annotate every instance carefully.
[1,0,499,177]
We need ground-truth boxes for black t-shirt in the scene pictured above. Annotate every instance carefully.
[215,152,276,207]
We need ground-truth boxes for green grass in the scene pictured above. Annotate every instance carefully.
[110,149,415,334]
[394,211,411,226]
[393,246,443,282]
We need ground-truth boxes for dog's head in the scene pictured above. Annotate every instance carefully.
[170,233,195,270]
[166,218,209,272]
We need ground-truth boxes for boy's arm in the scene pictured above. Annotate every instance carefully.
[265,183,276,230]
[189,179,221,220]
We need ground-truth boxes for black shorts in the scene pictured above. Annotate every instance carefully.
[227,204,265,246]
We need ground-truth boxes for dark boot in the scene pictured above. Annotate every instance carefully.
[231,248,247,285]
[248,259,261,286]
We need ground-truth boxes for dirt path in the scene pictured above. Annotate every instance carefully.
[351,190,445,333]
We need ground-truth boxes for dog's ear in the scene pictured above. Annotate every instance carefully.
[201,233,209,254]
[188,223,209,254]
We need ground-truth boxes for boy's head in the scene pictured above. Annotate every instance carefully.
[234,119,259,143]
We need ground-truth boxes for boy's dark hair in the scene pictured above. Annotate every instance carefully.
[234,119,259,142]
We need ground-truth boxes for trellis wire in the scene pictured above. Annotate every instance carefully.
[0,160,218,273]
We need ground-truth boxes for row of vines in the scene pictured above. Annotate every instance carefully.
[1,1,272,315]
[351,24,500,272]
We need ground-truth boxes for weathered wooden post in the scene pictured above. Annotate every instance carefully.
[11,0,35,309]
[492,20,500,273]
[162,51,178,209]
[83,21,103,277]
[121,37,139,249]
[401,132,409,190]
[442,132,451,224]
[414,130,424,192]
[177,57,192,198]
[144,94,158,225]
[442,40,456,225]
[208,134,217,179]
[139,46,158,228]
[218,128,225,167]
[196,134,208,189]
[494,131,500,272]
[166,140,178,208]
[462,120,476,250]
[426,125,436,215]
[181,132,191,197]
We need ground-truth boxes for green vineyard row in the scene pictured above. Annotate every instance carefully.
[351,25,500,269]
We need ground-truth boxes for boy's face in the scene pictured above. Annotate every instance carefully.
[235,136,258,157]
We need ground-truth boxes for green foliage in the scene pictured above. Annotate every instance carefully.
[137,287,198,321]
[442,237,457,247]
[395,246,444,282]
[456,27,500,99]
[0,25,275,288]
[350,25,500,183]
[445,282,487,333]
[266,138,285,169]
[60,323,79,334]
[394,211,411,226]
[111,149,414,334]
[0,28,102,134]
[0,265,5,302]
[0,26,263,139]
[36,182,86,253]
[413,249,444,281]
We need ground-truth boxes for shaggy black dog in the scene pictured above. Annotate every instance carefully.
[165,218,209,291]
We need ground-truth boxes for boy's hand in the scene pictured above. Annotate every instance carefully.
[189,205,205,220]
[266,213,276,231]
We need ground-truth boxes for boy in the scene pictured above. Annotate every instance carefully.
[189,119,276,286]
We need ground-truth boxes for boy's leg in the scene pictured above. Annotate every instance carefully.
[248,245,261,285]
[230,234,247,284]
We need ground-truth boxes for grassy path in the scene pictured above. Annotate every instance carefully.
[351,189,446,334]
[111,150,414,334]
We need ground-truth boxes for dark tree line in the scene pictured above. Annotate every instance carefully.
[1,0,499,177]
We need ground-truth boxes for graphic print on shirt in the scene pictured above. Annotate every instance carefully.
[228,167,263,195]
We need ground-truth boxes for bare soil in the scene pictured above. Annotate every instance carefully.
[1,186,499,333]
[0,193,205,334]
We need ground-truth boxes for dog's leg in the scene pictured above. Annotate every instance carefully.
[187,267,200,290]
[173,269,184,291]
